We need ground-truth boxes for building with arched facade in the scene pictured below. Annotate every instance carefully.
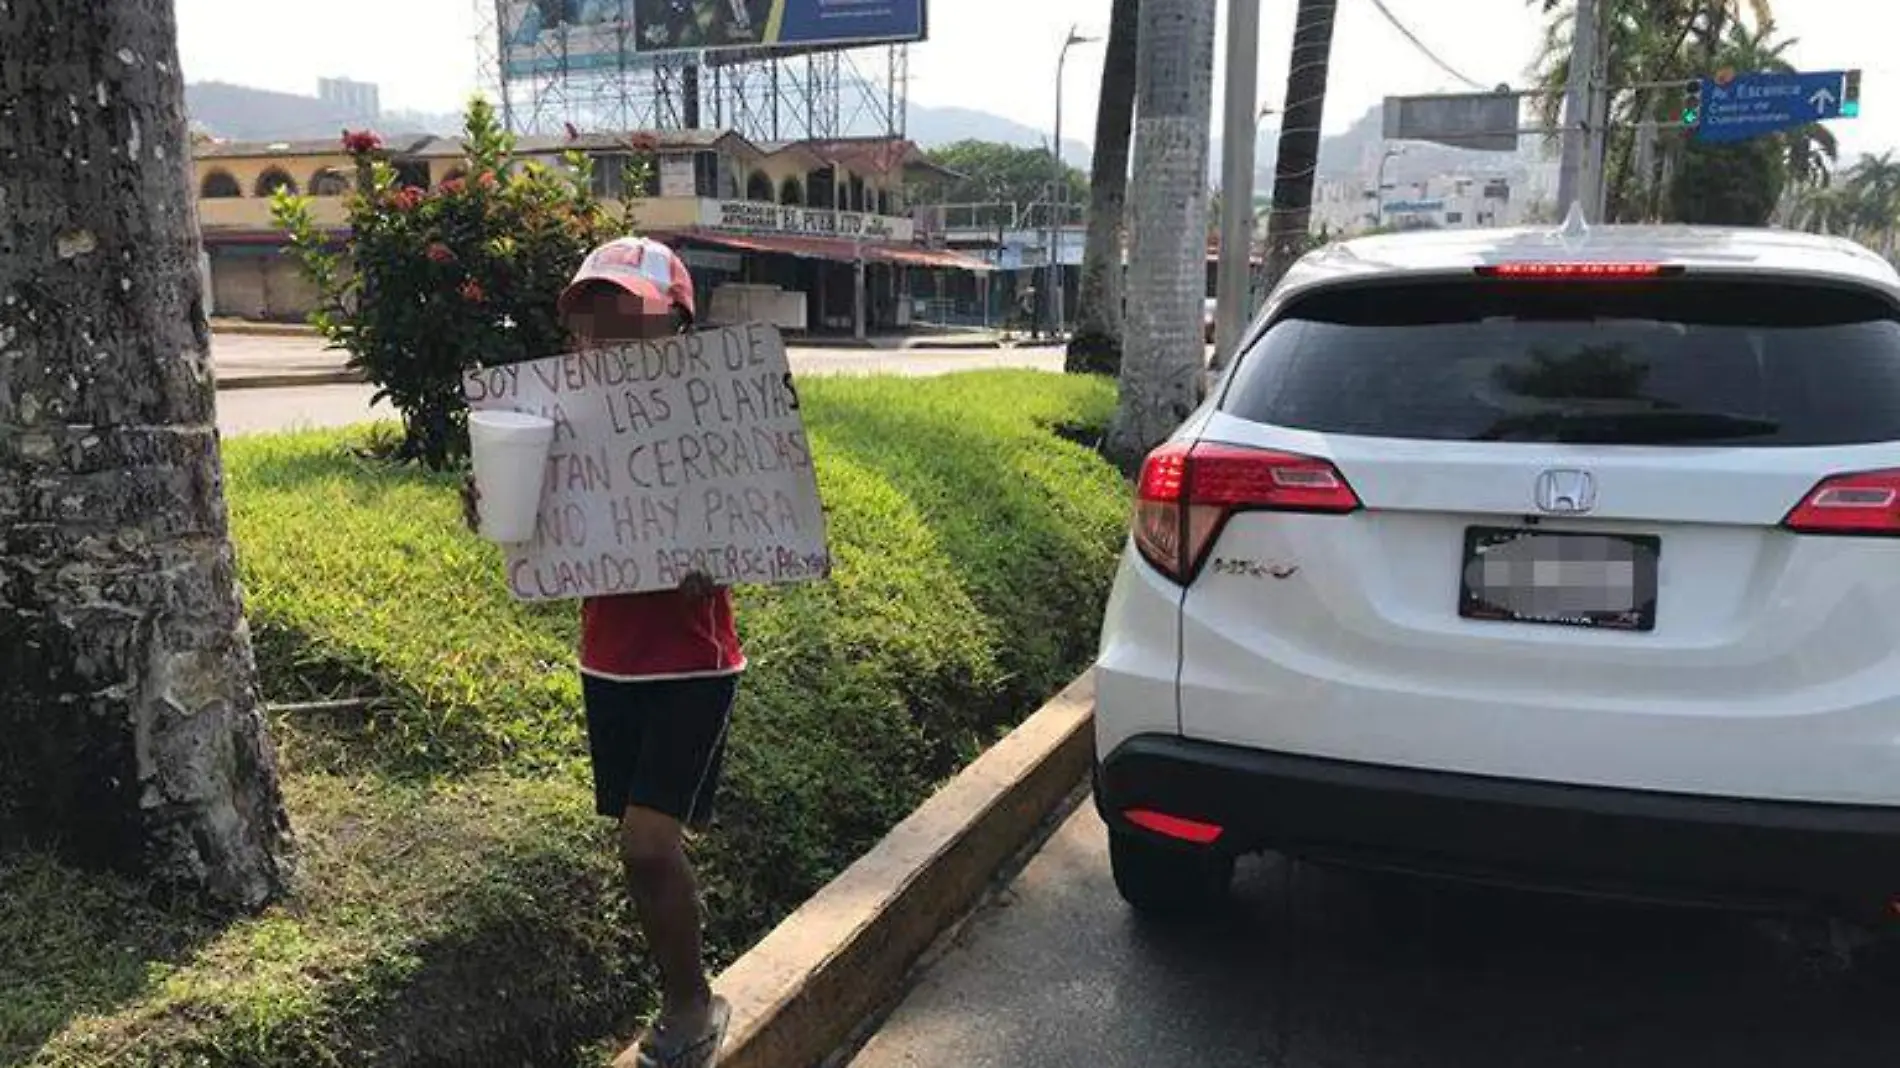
[192,129,984,333]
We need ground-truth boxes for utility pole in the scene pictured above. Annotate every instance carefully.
[1586,0,1612,221]
[1556,0,1600,219]
[1215,0,1262,365]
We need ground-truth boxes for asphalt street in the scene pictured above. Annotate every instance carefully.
[850,802,1900,1068]
[210,336,1064,437]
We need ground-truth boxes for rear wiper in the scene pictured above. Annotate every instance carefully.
[1475,409,1782,443]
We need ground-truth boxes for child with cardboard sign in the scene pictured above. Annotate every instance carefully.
[465,237,743,1068]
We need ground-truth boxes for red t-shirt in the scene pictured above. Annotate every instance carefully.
[579,589,745,681]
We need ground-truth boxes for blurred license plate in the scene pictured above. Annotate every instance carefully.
[1459,528,1659,632]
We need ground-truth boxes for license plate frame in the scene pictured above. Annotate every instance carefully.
[1458,527,1660,633]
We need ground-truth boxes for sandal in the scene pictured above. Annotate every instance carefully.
[632,996,732,1068]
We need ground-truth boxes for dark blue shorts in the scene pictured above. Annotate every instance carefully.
[581,674,738,828]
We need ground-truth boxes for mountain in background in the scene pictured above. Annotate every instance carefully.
[187,82,461,142]
[185,81,1551,193]
[904,103,1092,167]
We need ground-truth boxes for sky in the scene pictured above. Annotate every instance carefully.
[175,0,1900,159]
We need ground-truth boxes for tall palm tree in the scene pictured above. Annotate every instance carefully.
[1248,0,1338,363]
[1067,0,1139,376]
[1107,0,1219,466]
[1789,183,1855,236]
[0,0,292,910]
[1845,152,1900,252]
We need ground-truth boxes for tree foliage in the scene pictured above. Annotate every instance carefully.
[1790,152,1900,253]
[273,98,646,470]
[1526,1,1832,225]
[917,139,1089,220]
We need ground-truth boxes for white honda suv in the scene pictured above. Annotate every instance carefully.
[1093,223,1900,922]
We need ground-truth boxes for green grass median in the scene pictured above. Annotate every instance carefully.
[6,370,1129,1068]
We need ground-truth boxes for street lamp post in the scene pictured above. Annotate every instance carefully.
[1241,103,1280,320]
[1049,24,1099,339]
[1373,145,1404,228]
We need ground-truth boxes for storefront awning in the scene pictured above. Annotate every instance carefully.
[672,230,991,273]
[873,245,994,272]
[674,231,865,263]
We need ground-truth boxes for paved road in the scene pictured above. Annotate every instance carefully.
[850,803,1900,1068]
[211,336,1062,437]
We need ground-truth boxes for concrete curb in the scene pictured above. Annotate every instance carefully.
[903,338,1004,351]
[625,672,1096,1068]
[216,370,365,391]
[210,320,319,337]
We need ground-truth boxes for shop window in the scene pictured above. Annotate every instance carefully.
[200,170,242,198]
[310,168,351,196]
[254,168,298,197]
[695,151,723,198]
[806,167,835,209]
[591,156,634,199]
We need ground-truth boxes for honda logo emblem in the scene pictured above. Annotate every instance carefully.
[1535,469,1597,515]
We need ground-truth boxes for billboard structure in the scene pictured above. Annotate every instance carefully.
[480,0,921,139]
[632,0,926,55]
[501,0,648,78]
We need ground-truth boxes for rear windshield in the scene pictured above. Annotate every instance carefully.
[1222,279,1900,446]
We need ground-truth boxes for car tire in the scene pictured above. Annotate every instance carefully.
[1109,827,1235,916]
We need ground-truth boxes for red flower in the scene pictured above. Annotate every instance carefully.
[460,279,486,303]
[440,177,466,196]
[387,186,423,212]
[426,242,456,264]
[342,129,383,155]
[476,170,498,189]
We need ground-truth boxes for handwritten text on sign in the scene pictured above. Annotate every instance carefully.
[463,323,829,602]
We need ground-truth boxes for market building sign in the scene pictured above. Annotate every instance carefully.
[701,199,915,243]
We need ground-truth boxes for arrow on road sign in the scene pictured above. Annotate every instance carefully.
[1696,69,1862,143]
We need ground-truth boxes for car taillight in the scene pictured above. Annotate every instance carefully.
[1474,262,1681,279]
[1784,469,1900,536]
[1124,808,1225,845]
[1134,441,1360,582]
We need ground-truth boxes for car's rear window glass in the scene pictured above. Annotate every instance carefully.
[1222,279,1900,446]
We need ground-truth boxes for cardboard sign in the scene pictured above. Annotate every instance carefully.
[463,322,830,602]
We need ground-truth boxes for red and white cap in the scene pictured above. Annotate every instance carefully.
[558,236,696,320]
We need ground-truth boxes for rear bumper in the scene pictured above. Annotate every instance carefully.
[1097,734,1900,918]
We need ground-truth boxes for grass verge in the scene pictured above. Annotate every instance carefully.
[6,370,1126,1068]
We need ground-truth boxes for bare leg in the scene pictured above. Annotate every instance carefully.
[620,804,713,1030]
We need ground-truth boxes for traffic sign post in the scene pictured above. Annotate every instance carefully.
[1694,69,1862,143]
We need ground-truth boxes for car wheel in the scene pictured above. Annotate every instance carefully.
[1109,827,1235,916]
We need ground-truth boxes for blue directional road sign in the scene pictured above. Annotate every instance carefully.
[1697,70,1859,143]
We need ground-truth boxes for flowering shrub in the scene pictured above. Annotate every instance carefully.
[274,99,650,468]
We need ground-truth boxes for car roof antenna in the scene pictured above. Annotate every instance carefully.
[1557,200,1591,242]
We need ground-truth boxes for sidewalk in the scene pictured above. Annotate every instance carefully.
[211,318,1028,350]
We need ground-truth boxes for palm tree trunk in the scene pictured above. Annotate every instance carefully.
[1107,0,1218,467]
[0,0,292,912]
[1066,0,1140,376]
[1253,0,1338,313]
